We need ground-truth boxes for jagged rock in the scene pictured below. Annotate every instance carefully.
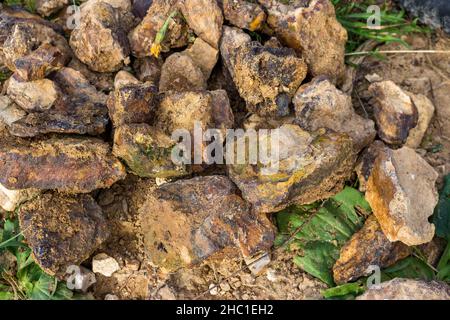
[18,193,109,276]
[355,140,386,192]
[0,95,26,126]
[108,71,157,127]
[68,58,115,92]
[92,253,120,277]
[7,75,60,112]
[157,90,233,135]
[227,125,355,213]
[8,67,109,137]
[0,137,126,193]
[113,123,189,178]
[139,175,275,272]
[180,0,223,49]
[184,38,219,80]
[405,93,435,148]
[357,278,450,300]
[368,80,418,145]
[159,52,207,92]
[366,146,438,246]
[227,39,308,117]
[13,43,70,81]
[397,0,450,34]
[133,57,162,84]
[259,0,347,83]
[70,1,130,72]
[66,266,96,293]
[0,14,70,73]
[333,215,411,285]
[36,0,69,17]
[293,76,376,152]
[0,183,39,212]
[219,0,266,31]
[128,0,190,58]
[220,26,251,79]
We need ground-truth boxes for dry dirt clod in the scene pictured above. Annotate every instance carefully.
[259,0,347,83]
[0,137,126,193]
[180,0,224,49]
[357,278,450,300]
[128,0,190,58]
[35,0,69,17]
[224,37,307,117]
[219,0,267,31]
[366,146,439,246]
[139,175,275,272]
[333,215,412,285]
[368,80,419,146]
[70,1,130,72]
[159,52,207,92]
[227,125,355,213]
[113,123,189,178]
[293,76,376,153]
[108,71,157,127]
[18,193,110,277]
[92,253,121,277]
[405,93,435,149]
[7,67,110,137]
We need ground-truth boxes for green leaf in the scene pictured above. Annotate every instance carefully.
[276,187,368,286]
[382,257,435,281]
[433,174,450,240]
[437,242,450,282]
[0,291,13,300]
[322,280,366,299]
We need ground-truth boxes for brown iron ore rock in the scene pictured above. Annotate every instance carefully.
[259,0,347,83]
[139,175,275,272]
[0,137,126,193]
[227,125,355,213]
[366,146,438,246]
[219,0,266,31]
[293,76,376,153]
[368,80,418,146]
[19,193,109,277]
[113,123,189,178]
[333,215,411,285]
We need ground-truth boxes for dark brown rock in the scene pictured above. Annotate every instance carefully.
[139,175,275,271]
[368,80,418,145]
[333,215,412,285]
[219,0,266,31]
[19,193,109,277]
[0,137,126,193]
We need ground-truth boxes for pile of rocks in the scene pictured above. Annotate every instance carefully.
[0,0,446,298]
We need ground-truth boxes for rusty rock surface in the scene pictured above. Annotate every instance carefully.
[227,125,355,213]
[259,0,347,83]
[368,80,418,146]
[139,175,275,272]
[293,76,376,152]
[8,67,110,137]
[357,278,450,300]
[219,0,266,31]
[70,1,130,72]
[333,215,411,285]
[366,146,438,246]
[113,123,189,178]
[230,40,308,117]
[180,0,223,49]
[0,137,126,193]
[19,193,110,276]
[108,71,157,127]
[128,0,190,58]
